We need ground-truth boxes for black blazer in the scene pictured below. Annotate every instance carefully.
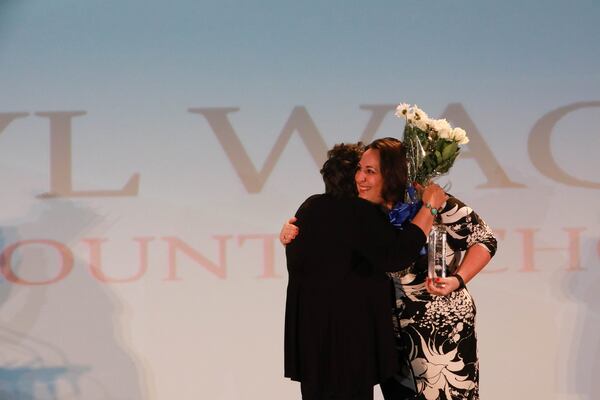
[284,194,426,394]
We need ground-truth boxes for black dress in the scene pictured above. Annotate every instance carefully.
[388,195,497,400]
[284,194,427,398]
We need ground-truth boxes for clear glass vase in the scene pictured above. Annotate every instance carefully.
[427,224,447,283]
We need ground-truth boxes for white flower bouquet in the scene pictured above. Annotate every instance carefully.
[395,103,470,282]
[395,103,469,186]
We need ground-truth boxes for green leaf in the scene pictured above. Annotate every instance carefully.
[442,142,458,160]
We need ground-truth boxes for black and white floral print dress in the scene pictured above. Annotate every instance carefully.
[388,195,497,400]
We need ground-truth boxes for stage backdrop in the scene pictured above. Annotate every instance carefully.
[0,1,599,399]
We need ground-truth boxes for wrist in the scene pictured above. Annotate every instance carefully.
[425,202,440,216]
[452,273,466,290]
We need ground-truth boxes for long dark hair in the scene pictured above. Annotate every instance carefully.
[365,137,408,205]
[320,142,365,198]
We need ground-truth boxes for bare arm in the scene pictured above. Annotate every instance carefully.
[425,194,497,296]
[410,183,448,237]
[455,244,492,283]
[396,183,447,240]
[426,244,492,295]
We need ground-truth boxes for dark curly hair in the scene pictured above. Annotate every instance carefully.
[365,137,408,205]
[320,142,365,198]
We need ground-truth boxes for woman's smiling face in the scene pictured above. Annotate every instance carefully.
[355,148,384,205]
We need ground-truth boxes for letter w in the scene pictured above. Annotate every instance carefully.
[189,107,329,193]
[189,105,395,193]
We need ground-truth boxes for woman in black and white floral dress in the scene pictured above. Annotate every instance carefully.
[386,194,497,400]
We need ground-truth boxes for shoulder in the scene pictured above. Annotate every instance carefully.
[295,194,325,214]
[294,194,347,221]
[440,193,473,217]
[352,197,387,217]
[347,198,391,231]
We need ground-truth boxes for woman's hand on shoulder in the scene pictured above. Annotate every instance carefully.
[279,217,299,246]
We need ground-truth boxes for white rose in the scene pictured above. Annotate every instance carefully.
[432,119,452,139]
[438,127,452,139]
[451,127,468,143]
[433,118,451,131]
[459,135,470,145]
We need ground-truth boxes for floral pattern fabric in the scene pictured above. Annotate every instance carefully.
[388,195,497,400]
